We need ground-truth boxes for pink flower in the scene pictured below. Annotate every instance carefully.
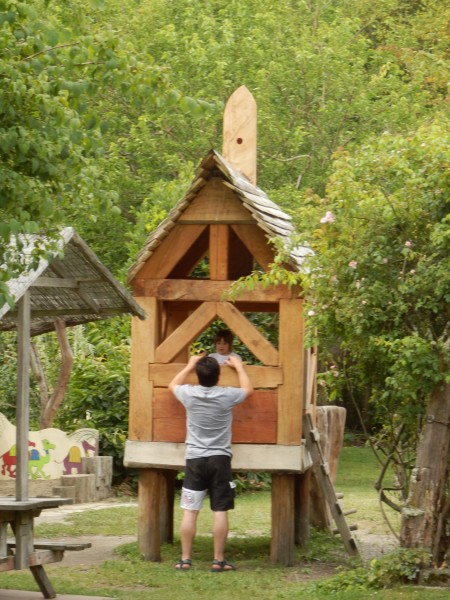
[320,211,335,224]
[307,309,315,317]
[348,260,358,269]
[404,240,412,248]
[382,258,388,264]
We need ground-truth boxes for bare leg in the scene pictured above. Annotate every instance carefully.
[212,510,229,563]
[177,509,199,568]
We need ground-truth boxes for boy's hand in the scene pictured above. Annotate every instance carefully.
[225,355,242,369]
[186,353,204,370]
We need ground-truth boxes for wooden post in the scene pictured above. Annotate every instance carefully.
[160,470,175,544]
[129,297,159,441]
[138,469,163,561]
[278,298,304,444]
[222,85,257,185]
[295,471,311,546]
[16,292,30,503]
[271,474,295,565]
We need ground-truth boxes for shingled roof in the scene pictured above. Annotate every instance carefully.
[0,227,146,336]
[128,149,313,282]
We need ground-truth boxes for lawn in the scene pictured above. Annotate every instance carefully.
[0,446,446,600]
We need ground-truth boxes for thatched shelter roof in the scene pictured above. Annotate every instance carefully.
[0,227,145,336]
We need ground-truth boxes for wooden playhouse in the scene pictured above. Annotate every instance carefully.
[124,87,320,565]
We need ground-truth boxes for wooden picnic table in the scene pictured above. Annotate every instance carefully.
[0,497,91,599]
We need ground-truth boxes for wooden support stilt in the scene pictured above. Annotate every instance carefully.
[271,473,295,565]
[160,470,175,544]
[295,470,311,547]
[138,469,162,561]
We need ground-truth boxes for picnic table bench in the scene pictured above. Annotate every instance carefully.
[0,497,91,599]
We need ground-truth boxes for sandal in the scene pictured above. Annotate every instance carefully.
[175,558,192,570]
[210,559,236,572]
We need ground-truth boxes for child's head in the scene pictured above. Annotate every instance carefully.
[213,329,234,356]
[195,356,220,387]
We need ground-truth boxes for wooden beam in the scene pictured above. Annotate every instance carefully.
[209,225,229,280]
[148,363,283,388]
[129,297,159,441]
[154,302,217,363]
[142,279,295,302]
[33,277,79,288]
[223,85,257,185]
[278,299,305,444]
[231,224,275,271]
[216,302,278,366]
[124,440,313,472]
[178,178,253,224]
[135,225,207,279]
[50,259,100,313]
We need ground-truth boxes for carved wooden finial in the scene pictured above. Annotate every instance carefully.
[222,85,257,185]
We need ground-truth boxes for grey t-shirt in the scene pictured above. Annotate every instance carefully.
[174,385,246,459]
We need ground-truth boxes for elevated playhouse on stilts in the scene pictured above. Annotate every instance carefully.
[124,86,359,565]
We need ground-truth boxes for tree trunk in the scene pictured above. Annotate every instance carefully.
[400,381,450,562]
[30,319,74,429]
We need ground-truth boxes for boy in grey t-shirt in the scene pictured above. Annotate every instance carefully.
[169,354,253,572]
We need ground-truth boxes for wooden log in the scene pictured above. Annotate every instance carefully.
[271,474,295,565]
[309,406,347,529]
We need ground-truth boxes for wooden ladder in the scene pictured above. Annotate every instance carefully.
[303,413,360,557]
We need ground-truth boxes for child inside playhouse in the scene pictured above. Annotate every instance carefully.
[208,328,241,365]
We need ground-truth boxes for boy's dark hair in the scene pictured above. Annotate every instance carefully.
[195,356,220,387]
[214,328,234,348]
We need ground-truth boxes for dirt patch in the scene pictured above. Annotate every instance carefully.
[45,535,136,569]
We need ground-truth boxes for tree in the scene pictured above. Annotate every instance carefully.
[300,111,449,560]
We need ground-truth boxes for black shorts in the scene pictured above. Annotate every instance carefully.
[183,455,235,511]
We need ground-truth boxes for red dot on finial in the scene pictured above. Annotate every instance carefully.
[236,137,243,144]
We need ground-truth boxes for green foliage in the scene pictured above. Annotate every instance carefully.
[299,111,449,437]
[314,548,431,592]
[54,319,132,481]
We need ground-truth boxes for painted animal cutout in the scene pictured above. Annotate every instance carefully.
[0,441,36,477]
[28,439,56,479]
[63,439,97,475]
[0,412,99,480]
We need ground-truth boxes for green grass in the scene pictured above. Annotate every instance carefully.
[0,447,443,599]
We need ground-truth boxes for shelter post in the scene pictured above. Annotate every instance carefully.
[16,291,30,503]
